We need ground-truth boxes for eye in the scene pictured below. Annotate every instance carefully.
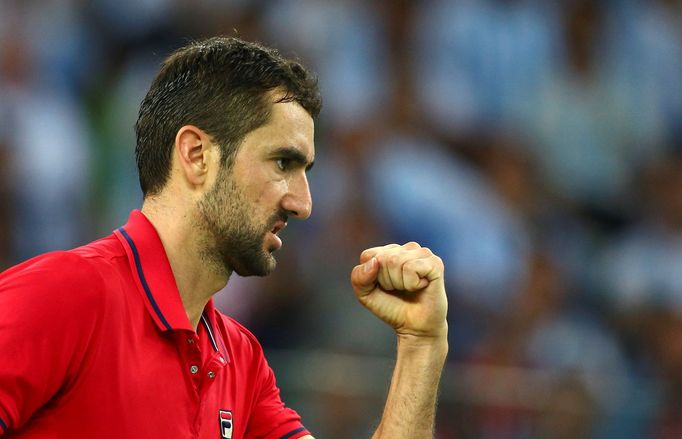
[276,158,291,171]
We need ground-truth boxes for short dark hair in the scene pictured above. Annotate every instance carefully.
[135,37,322,197]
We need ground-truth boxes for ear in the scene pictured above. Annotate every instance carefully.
[174,125,214,189]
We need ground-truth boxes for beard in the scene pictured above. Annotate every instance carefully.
[197,168,284,277]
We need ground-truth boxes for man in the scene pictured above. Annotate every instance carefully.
[0,37,448,438]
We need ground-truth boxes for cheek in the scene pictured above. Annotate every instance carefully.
[234,165,289,212]
[253,178,287,204]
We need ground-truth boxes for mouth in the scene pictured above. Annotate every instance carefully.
[270,220,287,236]
[267,219,287,250]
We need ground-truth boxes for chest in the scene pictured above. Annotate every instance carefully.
[15,306,257,439]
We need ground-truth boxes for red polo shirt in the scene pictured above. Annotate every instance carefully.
[0,210,309,439]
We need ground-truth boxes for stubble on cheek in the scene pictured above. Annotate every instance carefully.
[197,163,291,277]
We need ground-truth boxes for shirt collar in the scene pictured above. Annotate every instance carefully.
[114,209,196,332]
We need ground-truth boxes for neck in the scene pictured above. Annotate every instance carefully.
[141,199,230,329]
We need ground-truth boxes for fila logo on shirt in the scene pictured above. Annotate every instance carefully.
[219,410,233,439]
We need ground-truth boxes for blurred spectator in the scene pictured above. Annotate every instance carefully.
[449,250,633,438]
[0,139,12,270]
[600,151,682,312]
[0,23,90,262]
[532,375,597,439]
[87,48,158,234]
[261,0,390,130]
[649,311,682,438]
[411,0,561,134]
[516,1,649,212]
[605,0,682,142]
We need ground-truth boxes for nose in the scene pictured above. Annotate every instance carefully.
[281,173,312,220]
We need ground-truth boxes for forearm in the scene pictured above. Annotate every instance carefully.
[372,332,448,439]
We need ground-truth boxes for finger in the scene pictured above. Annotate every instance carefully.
[384,253,404,291]
[380,251,411,291]
[408,255,444,283]
[360,242,423,263]
[403,241,421,250]
[403,259,426,292]
[350,257,380,296]
[376,247,433,292]
[376,255,397,291]
[360,244,400,264]
[403,258,433,291]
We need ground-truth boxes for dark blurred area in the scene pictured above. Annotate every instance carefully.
[1,0,681,437]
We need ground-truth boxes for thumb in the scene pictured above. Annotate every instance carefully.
[350,257,379,296]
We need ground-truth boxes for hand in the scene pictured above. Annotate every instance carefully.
[351,242,448,339]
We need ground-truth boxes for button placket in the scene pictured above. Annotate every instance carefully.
[204,352,228,383]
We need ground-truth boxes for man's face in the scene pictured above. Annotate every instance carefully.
[197,97,315,277]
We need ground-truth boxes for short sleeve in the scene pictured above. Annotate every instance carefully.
[0,252,105,434]
[244,348,309,439]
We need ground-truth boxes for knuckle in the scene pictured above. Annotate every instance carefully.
[417,248,432,257]
[404,259,424,276]
[433,255,444,269]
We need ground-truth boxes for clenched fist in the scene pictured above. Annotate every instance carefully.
[351,242,448,339]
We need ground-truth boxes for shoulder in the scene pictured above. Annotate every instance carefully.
[1,250,99,288]
[0,236,124,314]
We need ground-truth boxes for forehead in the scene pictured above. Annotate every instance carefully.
[237,97,315,160]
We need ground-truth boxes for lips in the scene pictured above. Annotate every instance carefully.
[271,220,287,235]
[268,218,287,250]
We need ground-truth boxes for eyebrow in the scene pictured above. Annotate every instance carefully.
[272,146,315,171]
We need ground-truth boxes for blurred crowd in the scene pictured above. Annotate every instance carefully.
[1,0,682,438]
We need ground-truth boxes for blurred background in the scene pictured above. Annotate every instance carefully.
[1,0,681,437]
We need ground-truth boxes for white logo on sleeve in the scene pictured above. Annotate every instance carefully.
[219,410,233,439]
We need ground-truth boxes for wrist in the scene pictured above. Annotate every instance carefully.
[396,322,448,345]
[396,329,449,358]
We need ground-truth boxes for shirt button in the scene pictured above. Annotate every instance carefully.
[207,371,216,379]
[190,365,199,374]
